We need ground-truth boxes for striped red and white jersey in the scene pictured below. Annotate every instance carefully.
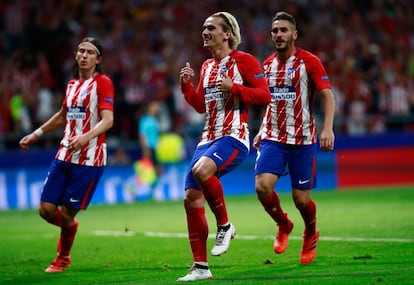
[181,50,270,150]
[56,73,114,166]
[261,48,331,145]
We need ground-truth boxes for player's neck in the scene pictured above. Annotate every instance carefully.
[277,46,296,61]
[79,69,96,81]
[211,46,233,61]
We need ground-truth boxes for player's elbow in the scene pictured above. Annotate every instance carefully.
[255,90,271,105]
[195,106,206,114]
[263,93,271,105]
[106,117,114,129]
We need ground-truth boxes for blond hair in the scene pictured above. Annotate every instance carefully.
[212,12,241,49]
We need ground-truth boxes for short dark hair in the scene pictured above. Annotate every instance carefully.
[272,11,296,30]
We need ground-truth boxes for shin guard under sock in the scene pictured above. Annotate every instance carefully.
[200,176,228,226]
[298,199,316,236]
[186,207,208,262]
[258,191,289,225]
[58,220,79,257]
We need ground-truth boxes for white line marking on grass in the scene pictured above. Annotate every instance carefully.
[143,231,414,243]
[94,230,135,237]
[91,230,414,243]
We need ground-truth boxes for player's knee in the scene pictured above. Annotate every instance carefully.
[255,184,269,196]
[183,189,204,208]
[192,166,211,182]
[192,158,216,182]
[255,179,272,197]
[294,196,309,210]
[293,189,311,209]
[38,206,55,221]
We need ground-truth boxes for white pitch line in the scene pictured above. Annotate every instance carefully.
[144,232,414,243]
[92,230,414,243]
[94,230,135,237]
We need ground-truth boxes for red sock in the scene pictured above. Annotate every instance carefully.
[200,176,228,226]
[48,208,63,227]
[186,207,208,262]
[258,191,288,225]
[298,198,316,236]
[58,221,79,257]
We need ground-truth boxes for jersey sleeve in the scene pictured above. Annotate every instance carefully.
[307,53,331,91]
[230,52,271,105]
[96,74,115,112]
[180,64,206,113]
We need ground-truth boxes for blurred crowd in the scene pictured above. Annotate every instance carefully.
[0,0,413,151]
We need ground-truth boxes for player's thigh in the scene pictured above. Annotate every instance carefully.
[288,144,317,190]
[202,136,248,176]
[41,159,69,205]
[63,165,104,209]
[184,143,212,190]
[255,139,287,176]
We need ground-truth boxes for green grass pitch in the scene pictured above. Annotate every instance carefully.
[1,186,413,284]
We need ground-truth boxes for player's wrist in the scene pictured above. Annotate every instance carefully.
[33,128,44,137]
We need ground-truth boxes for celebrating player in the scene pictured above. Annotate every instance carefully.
[177,11,271,282]
[19,37,114,272]
[254,11,335,264]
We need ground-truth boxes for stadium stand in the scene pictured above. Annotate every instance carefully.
[0,0,412,152]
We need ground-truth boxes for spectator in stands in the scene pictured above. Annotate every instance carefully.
[18,37,114,273]
[1,1,413,148]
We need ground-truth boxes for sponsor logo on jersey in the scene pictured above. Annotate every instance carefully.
[269,86,296,100]
[204,85,226,102]
[67,106,86,120]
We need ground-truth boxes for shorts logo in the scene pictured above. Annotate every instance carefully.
[70,198,80,203]
[299,179,310,185]
[213,152,223,161]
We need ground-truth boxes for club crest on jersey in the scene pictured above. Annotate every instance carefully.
[287,67,296,80]
[80,89,89,97]
[219,67,229,77]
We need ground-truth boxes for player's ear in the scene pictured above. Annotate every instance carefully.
[293,30,298,41]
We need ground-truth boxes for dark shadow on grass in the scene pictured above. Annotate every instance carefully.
[215,269,404,282]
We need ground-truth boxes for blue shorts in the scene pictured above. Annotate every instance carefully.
[255,139,317,190]
[41,159,104,209]
[185,136,249,190]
